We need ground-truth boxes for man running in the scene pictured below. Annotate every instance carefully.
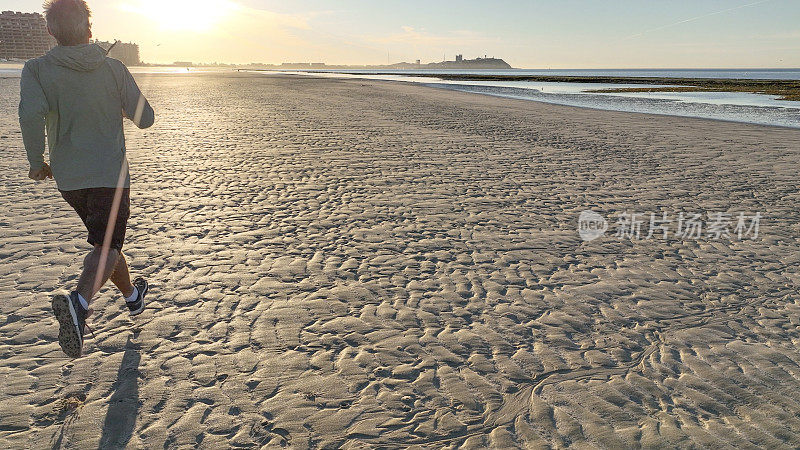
[19,0,155,358]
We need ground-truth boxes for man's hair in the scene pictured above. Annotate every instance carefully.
[43,0,92,46]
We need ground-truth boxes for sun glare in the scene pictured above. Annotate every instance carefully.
[125,0,240,32]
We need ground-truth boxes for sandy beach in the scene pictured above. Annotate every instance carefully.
[1,72,800,448]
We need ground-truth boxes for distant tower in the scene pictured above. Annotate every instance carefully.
[455,54,463,62]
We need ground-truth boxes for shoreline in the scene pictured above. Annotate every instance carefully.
[274,72,800,130]
[296,71,800,101]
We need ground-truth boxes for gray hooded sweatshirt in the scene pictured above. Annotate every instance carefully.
[19,43,155,191]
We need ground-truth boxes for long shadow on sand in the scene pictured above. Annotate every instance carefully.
[98,335,141,449]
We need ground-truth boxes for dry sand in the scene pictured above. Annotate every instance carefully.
[1,72,799,448]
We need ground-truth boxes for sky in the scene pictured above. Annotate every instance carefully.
[5,0,799,67]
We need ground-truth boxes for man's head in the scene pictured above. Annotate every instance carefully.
[43,0,92,46]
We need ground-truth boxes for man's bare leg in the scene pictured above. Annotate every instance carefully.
[75,245,120,306]
[110,252,135,298]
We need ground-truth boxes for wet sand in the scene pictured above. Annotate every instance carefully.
[1,72,799,448]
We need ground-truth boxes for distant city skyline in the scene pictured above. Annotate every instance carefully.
[4,0,799,67]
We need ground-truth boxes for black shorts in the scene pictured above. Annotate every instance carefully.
[60,188,130,251]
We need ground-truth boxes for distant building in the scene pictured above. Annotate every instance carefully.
[95,40,141,66]
[423,55,511,70]
[243,54,513,71]
[173,61,193,67]
[0,11,56,60]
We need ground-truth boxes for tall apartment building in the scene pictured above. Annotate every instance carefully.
[0,11,56,60]
[96,40,141,67]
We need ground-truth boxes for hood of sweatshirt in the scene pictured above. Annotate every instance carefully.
[46,44,106,72]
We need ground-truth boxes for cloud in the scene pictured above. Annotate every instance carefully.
[620,0,776,42]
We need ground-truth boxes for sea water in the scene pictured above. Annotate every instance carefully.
[286,69,800,129]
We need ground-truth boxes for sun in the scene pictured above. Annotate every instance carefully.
[123,0,240,32]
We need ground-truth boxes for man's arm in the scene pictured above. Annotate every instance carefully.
[120,66,155,129]
[19,61,51,179]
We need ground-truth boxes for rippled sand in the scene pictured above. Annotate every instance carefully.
[1,72,799,448]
